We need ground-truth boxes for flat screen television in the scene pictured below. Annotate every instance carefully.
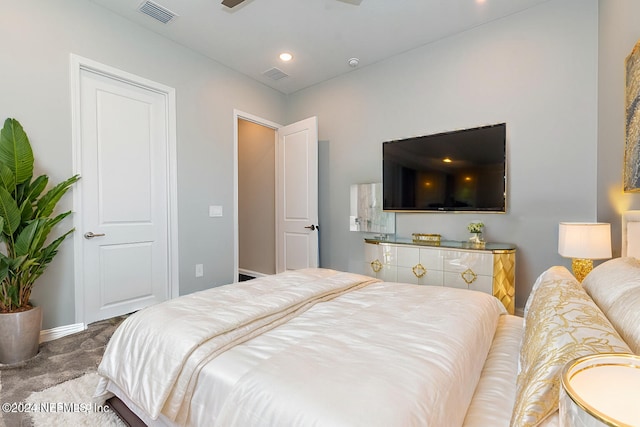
[382,123,506,212]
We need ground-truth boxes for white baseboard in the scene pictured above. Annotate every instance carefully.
[238,268,269,279]
[39,323,86,343]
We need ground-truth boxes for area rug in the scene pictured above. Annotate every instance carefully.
[0,315,127,427]
[25,372,125,427]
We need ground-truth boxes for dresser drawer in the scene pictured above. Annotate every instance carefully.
[444,271,492,294]
[397,266,444,286]
[396,246,443,285]
[443,250,493,276]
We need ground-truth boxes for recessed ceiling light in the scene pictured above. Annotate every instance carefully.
[279,52,293,62]
[443,157,452,163]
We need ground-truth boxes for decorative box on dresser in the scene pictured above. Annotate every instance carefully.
[364,238,516,314]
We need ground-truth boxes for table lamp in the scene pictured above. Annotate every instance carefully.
[558,222,612,282]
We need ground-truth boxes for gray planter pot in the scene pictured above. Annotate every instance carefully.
[0,305,42,365]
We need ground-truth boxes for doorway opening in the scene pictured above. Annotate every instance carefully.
[237,118,276,280]
[233,110,319,281]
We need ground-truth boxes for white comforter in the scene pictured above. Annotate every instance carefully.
[97,268,507,427]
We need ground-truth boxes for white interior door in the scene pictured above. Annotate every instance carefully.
[276,117,319,272]
[73,58,177,325]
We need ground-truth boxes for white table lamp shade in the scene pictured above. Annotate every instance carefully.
[558,223,612,259]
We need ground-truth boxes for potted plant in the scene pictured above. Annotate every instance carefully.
[0,118,79,364]
[467,221,485,248]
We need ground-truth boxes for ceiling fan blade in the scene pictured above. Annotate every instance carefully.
[336,0,363,4]
[221,0,245,8]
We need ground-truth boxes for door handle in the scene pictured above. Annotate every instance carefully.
[84,232,106,239]
[304,224,319,231]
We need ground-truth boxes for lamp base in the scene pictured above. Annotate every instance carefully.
[572,258,593,282]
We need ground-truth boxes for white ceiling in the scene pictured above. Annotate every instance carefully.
[88,0,552,95]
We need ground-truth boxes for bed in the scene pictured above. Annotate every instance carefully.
[95,213,640,427]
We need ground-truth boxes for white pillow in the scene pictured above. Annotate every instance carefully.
[582,257,640,354]
[626,222,640,258]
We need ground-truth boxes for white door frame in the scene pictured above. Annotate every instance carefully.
[70,54,180,325]
[233,110,282,281]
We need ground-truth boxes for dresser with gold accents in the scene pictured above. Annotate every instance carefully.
[364,238,516,314]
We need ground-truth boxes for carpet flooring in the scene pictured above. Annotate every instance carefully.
[26,373,125,427]
[0,315,127,427]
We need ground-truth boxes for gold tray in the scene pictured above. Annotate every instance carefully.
[412,233,441,244]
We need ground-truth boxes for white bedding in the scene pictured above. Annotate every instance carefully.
[98,269,377,422]
[98,268,508,427]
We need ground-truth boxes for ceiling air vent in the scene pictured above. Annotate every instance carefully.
[263,67,289,81]
[138,0,178,24]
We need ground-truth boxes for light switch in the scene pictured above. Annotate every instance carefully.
[195,264,204,277]
[209,205,223,217]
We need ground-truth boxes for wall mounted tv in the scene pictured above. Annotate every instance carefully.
[382,123,506,212]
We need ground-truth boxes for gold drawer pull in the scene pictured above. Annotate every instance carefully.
[461,268,477,285]
[412,263,426,278]
[370,259,382,273]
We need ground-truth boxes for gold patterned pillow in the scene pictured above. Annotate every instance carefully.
[511,266,631,427]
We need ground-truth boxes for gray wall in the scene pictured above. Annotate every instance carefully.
[1,0,625,328]
[0,0,287,328]
[597,1,640,252]
[288,0,599,309]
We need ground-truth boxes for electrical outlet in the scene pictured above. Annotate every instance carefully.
[195,264,204,277]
